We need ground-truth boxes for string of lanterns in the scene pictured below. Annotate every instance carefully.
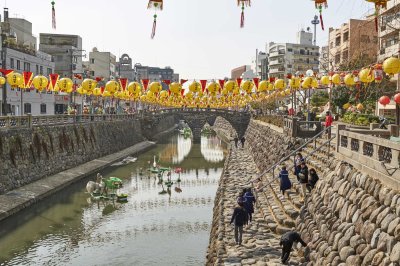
[1,56,400,109]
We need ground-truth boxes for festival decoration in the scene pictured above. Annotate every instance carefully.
[149,81,162,94]
[0,77,5,85]
[237,0,251,28]
[379,95,390,106]
[366,0,388,31]
[169,82,182,94]
[356,103,364,111]
[32,75,49,92]
[48,73,59,91]
[241,80,254,94]
[82,79,97,92]
[189,81,201,94]
[22,72,33,89]
[142,79,150,91]
[314,0,327,30]
[51,1,56,29]
[127,82,142,95]
[359,68,374,83]
[331,74,341,85]
[148,0,163,39]
[394,93,400,104]
[383,57,400,76]
[344,74,356,87]
[58,78,73,92]
[274,79,286,90]
[6,72,23,89]
[302,77,313,89]
[105,80,119,94]
[320,76,330,86]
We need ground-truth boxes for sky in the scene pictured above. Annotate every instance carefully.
[6,0,374,79]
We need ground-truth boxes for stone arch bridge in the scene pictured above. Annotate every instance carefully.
[142,108,251,143]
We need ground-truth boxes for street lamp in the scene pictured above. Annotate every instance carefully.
[311,15,320,46]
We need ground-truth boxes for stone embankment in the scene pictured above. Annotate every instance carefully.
[209,118,400,265]
[0,116,175,194]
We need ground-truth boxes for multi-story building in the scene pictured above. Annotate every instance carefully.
[117,54,135,80]
[134,64,178,90]
[378,1,400,64]
[251,51,268,80]
[328,17,377,70]
[39,33,83,78]
[87,47,116,79]
[0,8,55,116]
[268,30,319,79]
[231,65,250,80]
[319,46,329,73]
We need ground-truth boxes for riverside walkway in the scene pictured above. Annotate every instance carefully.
[210,144,303,265]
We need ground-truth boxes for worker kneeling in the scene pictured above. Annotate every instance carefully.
[279,230,308,264]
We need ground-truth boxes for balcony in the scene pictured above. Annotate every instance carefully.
[269,67,285,74]
[269,60,284,66]
[269,51,285,57]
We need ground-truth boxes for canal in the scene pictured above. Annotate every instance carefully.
[0,133,228,266]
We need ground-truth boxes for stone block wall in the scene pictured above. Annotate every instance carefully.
[298,162,400,265]
[0,116,176,194]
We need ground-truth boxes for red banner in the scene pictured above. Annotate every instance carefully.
[49,73,59,91]
[200,80,207,92]
[163,80,171,85]
[0,69,13,76]
[119,78,128,91]
[236,78,243,87]
[269,77,276,83]
[180,79,188,85]
[218,79,225,90]
[23,72,33,88]
[180,89,185,96]
[142,79,150,91]
[74,74,82,80]
[253,78,260,89]
[101,86,105,93]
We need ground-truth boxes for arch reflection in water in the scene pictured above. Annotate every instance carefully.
[159,134,192,164]
[201,135,225,163]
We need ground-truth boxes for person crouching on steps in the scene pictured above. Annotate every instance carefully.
[280,230,308,264]
[230,200,248,245]
[278,165,292,199]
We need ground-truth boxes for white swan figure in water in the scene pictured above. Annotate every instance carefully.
[153,156,157,168]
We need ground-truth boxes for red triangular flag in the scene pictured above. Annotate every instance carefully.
[23,72,33,88]
[142,79,150,91]
[168,90,171,96]
[0,69,14,76]
[180,79,188,85]
[181,89,185,96]
[253,78,260,89]
[236,78,243,87]
[49,73,59,91]
[200,80,207,92]
[163,80,171,85]
[101,86,105,93]
[119,78,128,91]
[218,80,225,90]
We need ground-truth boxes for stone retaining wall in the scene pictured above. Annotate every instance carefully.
[0,116,175,194]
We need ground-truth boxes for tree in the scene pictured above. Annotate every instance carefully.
[310,91,329,107]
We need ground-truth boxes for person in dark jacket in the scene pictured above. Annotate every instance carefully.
[294,153,305,177]
[306,168,319,192]
[278,165,292,198]
[280,231,307,264]
[298,162,309,200]
[230,202,248,245]
[243,188,256,223]
[234,137,239,148]
[240,136,246,148]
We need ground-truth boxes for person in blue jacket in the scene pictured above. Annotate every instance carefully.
[279,165,292,198]
[243,188,256,223]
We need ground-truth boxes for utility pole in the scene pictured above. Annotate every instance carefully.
[311,15,320,46]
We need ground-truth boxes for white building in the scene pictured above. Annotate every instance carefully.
[0,8,55,116]
[251,51,268,80]
[88,47,116,80]
[268,30,320,79]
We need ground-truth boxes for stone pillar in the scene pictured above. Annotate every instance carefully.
[388,125,399,137]
[192,127,202,144]
[370,123,379,130]
[336,124,346,153]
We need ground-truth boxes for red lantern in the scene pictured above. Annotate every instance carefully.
[379,96,391,106]
[394,93,400,104]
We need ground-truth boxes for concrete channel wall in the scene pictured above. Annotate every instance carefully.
[0,116,176,194]
[208,118,400,265]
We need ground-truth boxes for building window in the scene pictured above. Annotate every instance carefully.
[24,62,31,71]
[90,58,95,64]
[24,103,31,114]
[16,60,20,70]
[330,42,333,48]
[90,71,95,77]
[335,36,341,46]
[36,64,39,75]
[343,32,349,42]
[40,104,46,114]
[342,50,349,62]
[40,66,43,75]
[335,54,341,64]
[10,58,14,69]
[56,55,63,61]
[47,68,52,75]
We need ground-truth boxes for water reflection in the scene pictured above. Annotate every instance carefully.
[201,136,225,163]
[0,134,228,266]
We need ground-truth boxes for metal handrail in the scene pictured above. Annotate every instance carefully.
[247,125,334,187]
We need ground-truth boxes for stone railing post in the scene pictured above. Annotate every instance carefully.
[292,119,297,137]
[28,114,32,128]
[336,124,346,153]
[372,144,380,160]
[388,125,399,137]
[390,148,400,168]
[370,123,379,130]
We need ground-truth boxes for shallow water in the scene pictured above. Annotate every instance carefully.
[0,133,227,266]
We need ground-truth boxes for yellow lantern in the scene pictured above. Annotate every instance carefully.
[140,95,147,102]
[284,89,291,95]
[127,82,142,94]
[82,78,97,92]
[344,74,355,86]
[289,77,301,89]
[102,90,112,97]
[302,77,313,89]
[149,81,162,94]
[189,81,201,93]
[356,103,364,111]
[320,76,330,86]
[170,82,182,94]
[343,103,351,110]
[274,79,286,90]
[32,75,49,91]
[159,90,168,100]
[241,80,254,94]
[207,82,220,94]
[7,72,23,88]
[311,78,318,88]
[92,88,102,96]
[359,68,374,83]
[258,80,268,92]
[383,57,400,76]
[0,76,6,85]
[58,78,73,92]
[331,74,341,85]
[76,87,87,95]
[225,80,236,92]
[106,80,119,93]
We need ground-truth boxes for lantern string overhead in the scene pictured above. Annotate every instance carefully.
[51,1,56,29]
[237,0,251,28]
[313,0,327,31]
[366,0,389,31]
[148,0,163,39]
